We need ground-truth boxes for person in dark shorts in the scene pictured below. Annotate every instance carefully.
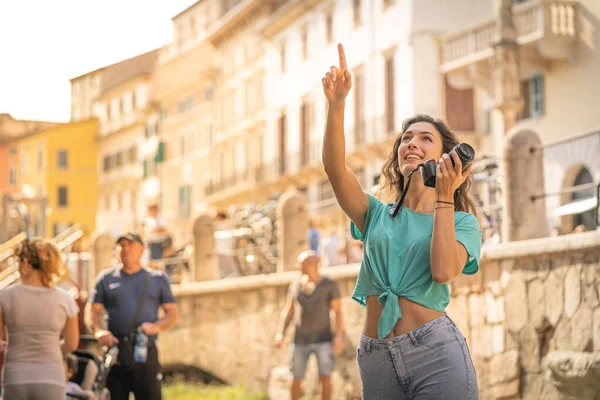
[275,250,344,400]
[87,233,179,400]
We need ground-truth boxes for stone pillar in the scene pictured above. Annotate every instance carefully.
[501,130,548,241]
[90,233,114,285]
[192,213,219,282]
[491,0,524,159]
[277,188,309,273]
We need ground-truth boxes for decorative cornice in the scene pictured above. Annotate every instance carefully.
[259,0,326,39]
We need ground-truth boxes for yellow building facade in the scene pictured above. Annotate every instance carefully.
[16,119,98,238]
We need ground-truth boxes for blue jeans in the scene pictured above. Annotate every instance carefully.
[357,315,478,399]
[289,341,336,379]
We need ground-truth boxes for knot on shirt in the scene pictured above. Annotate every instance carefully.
[377,287,403,339]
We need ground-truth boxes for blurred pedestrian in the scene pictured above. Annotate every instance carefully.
[274,250,344,400]
[0,238,80,399]
[87,233,178,400]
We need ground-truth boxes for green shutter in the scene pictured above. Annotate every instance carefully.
[530,74,544,117]
[155,141,165,163]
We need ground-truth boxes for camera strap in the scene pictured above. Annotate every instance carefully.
[389,164,423,218]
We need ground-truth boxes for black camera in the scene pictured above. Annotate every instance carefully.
[420,143,475,188]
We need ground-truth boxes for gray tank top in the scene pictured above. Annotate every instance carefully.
[0,283,79,386]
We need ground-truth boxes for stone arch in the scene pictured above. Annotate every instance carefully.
[501,129,548,241]
[162,363,228,385]
[559,163,596,233]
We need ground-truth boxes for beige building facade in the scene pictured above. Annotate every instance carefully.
[259,0,496,234]
[151,0,221,247]
[93,50,159,237]
[441,0,600,236]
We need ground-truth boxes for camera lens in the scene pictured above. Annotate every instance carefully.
[455,143,475,162]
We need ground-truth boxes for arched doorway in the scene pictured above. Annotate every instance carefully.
[572,167,595,231]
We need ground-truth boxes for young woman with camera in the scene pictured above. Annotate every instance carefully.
[322,43,481,399]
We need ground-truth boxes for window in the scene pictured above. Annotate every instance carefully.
[530,74,544,117]
[143,158,158,179]
[518,74,544,120]
[71,105,80,121]
[103,155,111,172]
[8,165,16,186]
[354,66,365,145]
[325,10,333,43]
[384,51,395,133]
[445,78,474,131]
[353,0,362,26]
[129,146,137,164]
[204,87,214,101]
[179,134,186,157]
[115,151,123,168]
[207,122,213,147]
[244,79,253,114]
[301,25,308,60]
[571,167,595,231]
[280,41,286,73]
[300,99,311,165]
[257,71,265,107]
[37,147,43,170]
[319,179,334,201]
[160,106,168,121]
[179,185,191,218]
[278,111,287,174]
[131,91,137,110]
[9,146,16,155]
[383,0,395,9]
[57,150,68,169]
[21,153,27,175]
[58,186,68,207]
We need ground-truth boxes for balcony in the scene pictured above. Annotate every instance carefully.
[441,0,578,89]
[98,111,145,137]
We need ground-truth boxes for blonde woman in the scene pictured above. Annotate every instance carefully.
[0,238,80,400]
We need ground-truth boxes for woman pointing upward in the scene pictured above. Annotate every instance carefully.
[322,43,481,400]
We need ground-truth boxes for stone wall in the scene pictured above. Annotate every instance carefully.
[449,230,600,400]
[158,230,600,399]
[158,264,365,398]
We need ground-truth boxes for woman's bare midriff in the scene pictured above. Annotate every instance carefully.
[362,296,445,339]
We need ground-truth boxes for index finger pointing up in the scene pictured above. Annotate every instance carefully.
[338,43,347,70]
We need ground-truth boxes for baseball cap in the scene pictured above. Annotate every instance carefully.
[116,232,144,246]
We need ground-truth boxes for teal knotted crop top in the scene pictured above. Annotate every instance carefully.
[350,194,482,339]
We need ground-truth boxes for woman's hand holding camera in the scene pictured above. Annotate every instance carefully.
[435,151,473,202]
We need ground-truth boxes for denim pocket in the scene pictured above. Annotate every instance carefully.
[416,321,456,348]
[356,335,371,359]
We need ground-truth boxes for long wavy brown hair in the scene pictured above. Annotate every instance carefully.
[376,114,477,215]
[14,237,67,287]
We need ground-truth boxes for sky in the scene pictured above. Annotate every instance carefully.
[0,0,198,123]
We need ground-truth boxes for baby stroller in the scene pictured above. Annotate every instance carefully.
[67,335,119,400]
